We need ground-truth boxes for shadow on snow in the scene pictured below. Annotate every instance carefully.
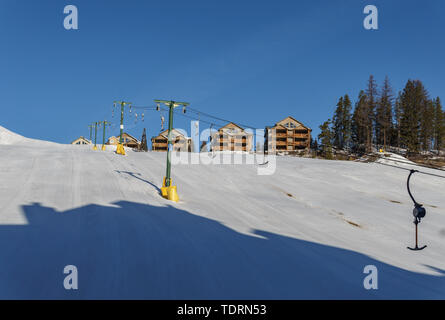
[0,201,444,299]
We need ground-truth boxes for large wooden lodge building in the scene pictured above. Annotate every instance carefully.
[107,133,141,149]
[265,116,311,153]
[210,122,253,152]
[95,116,310,153]
[149,117,310,153]
[151,129,192,152]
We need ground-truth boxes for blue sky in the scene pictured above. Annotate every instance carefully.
[1,0,445,143]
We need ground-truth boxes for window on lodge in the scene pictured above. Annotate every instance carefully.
[284,122,297,129]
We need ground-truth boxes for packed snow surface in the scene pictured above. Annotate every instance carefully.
[0,126,58,146]
[0,127,445,299]
[0,126,29,145]
[376,152,416,166]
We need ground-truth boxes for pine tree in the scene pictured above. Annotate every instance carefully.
[311,138,318,151]
[365,75,378,152]
[419,99,435,151]
[375,76,393,151]
[141,128,148,151]
[392,92,403,149]
[332,97,344,149]
[342,94,353,149]
[318,119,333,159]
[351,90,368,152]
[399,80,428,154]
[433,97,444,151]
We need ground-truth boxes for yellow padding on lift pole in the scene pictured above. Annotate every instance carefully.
[167,186,179,202]
[116,143,126,155]
[93,145,98,150]
[101,145,106,151]
[161,177,179,202]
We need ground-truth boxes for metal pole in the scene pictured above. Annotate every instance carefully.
[119,103,124,144]
[165,101,174,187]
[103,122,106,147]
[94,122,98,148]
[415,222,418,248]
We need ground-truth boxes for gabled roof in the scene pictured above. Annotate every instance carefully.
[109,132,140,143]
[275,116,311,130]
[122,132,140,142]
[219,122,245,131]
[71,136,91,144]
[152,129,189,140]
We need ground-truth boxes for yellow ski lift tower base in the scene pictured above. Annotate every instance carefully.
[155,99,189,202]
[161,177,179,202]
[116,143,125,155]
[114,100,132,155]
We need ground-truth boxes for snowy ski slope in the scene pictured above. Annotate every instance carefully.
[0,126,444,299]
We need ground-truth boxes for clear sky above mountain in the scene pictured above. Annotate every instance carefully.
[1,0,444,143]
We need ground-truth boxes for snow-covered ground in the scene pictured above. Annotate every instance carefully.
[0,126,445,299]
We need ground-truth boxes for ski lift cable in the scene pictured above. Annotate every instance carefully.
[130,106,158,110]
[173,107,251,129]
[373,161,445,179]
[185,105,261,129]
[371,154,445,173]
[115,103,261,129]
[173,109,226,127]
[391,158,445,173]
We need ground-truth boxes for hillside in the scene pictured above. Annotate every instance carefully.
[0,126,59,146]
[0,127,444,299]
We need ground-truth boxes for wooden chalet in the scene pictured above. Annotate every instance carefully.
[151,129,192,152]
[210,122,253,152]
[265,116,311,153]
[71,136,91,145]
[107,133,141,149]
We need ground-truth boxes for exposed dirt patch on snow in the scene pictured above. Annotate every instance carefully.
[345,219,361,228]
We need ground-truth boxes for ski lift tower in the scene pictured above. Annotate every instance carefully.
[93,122,99,150]
[113,100,132,155]
[99,120,111,151]
[154,99,189,202]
